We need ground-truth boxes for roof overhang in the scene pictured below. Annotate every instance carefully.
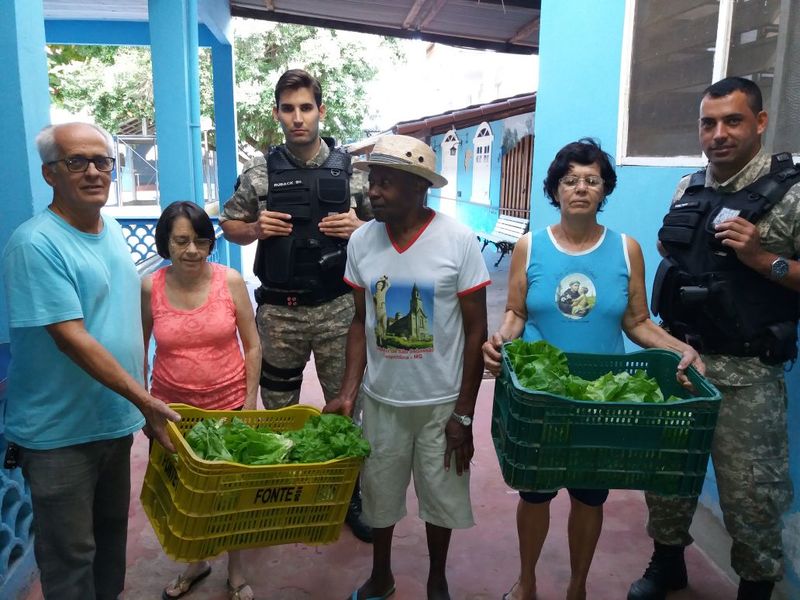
[343,92,535,154]
[394,92,536,137]
[41,1,539,54]
[42,0,234,44]
[230,0,540,55]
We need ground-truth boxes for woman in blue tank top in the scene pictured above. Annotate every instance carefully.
[482,139,704,600]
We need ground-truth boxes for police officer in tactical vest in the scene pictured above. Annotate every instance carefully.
[220,69,373,543]
[629,78,800,600]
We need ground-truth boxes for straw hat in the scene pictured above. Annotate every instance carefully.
[352,134,448,189]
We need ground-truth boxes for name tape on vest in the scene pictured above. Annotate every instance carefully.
[273,179,303,188]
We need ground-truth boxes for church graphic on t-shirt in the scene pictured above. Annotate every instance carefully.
[372,275,434,351]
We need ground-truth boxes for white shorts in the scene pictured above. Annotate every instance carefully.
[359,391,474,530]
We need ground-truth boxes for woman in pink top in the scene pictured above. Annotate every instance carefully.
[141,201,260,600]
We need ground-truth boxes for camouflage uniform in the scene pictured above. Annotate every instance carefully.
[646,150,798,581]
[221,140,371,409]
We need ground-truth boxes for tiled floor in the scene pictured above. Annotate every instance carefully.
[22,249,738,599]
[22,376,737,600]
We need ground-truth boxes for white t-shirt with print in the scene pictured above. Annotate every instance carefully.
[345,210,490,406]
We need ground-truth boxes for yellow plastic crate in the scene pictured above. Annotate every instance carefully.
[150,441,359,514]
[141,472,348,562]
[140,404,363,559]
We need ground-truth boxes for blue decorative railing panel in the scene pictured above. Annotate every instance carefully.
[118,217,227,270]
[0,343,36,596]
[118,219,159,265]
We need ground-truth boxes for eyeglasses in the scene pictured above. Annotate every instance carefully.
[169,237,213,251]
[559,175,604,189]
[48,156,116,173]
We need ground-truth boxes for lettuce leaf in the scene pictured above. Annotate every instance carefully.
[582,370,665,403]
[506,339,569,378]
[506,340,672,403]
[185,418,235,462]
[285,414,371,463]
[185,414,370,465]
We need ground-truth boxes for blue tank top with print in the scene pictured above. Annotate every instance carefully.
[523,226,630,353]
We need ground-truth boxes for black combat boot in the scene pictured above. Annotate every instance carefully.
[736,580,774,600]
[345,481,373,543]
[627,542,688,600]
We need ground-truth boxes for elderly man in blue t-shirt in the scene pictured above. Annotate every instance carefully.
[1,122,179,600]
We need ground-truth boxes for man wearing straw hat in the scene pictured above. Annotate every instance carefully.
[325,134,490,600]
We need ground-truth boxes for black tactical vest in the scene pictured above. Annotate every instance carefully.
[253,141,352,303]
[652,153,800,364]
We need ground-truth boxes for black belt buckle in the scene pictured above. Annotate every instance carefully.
[256,285,340,307]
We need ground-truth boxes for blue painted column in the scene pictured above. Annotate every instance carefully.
[0,4,47,595]
[0,0,52,343]
[210,38,240,270]
[148,0,204,209]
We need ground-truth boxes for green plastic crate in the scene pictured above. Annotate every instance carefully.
[491,347,721,496]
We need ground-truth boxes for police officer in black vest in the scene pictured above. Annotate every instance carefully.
[629,78,800,600]
[220,69,373,543]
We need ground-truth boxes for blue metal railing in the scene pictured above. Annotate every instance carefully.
[116,217,229,275]
[0,344,37,599]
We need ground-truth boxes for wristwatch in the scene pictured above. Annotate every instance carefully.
[450,412,473,427]
[770,256,790,280]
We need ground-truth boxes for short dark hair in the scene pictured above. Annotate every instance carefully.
[543,138,617,211]
[703,77,763,114]
[274,69,322,107]
[155,201,216,259]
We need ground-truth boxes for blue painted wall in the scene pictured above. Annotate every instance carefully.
[429,115,533,234]
[0,5,50,597]
[535,0,800,591]
[0,1,53,342]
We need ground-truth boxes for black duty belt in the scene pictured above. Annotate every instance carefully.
[254,286,346,307]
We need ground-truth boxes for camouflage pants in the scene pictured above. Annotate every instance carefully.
[256,293,354,409]
[645,378,793,581]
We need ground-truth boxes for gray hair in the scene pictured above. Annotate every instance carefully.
[35,122,115,164]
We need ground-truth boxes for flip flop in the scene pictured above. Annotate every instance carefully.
[501,581,537,600]
[350,584,396,600]
[227,579,255,600]
[161,565,212,600]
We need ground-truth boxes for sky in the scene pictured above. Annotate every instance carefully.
[367,40,539,130]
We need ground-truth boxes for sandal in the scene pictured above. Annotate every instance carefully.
[227,579,255,600]
[502,580,536,600]
[162,565,212,600]
[350,584,396,600]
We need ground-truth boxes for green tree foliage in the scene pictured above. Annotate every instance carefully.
[48,45,116,103]
[49,45,155,131]
[233,25,398,152]
[48,24,401,153]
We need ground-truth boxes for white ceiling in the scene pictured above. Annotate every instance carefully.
[44,0,149,21]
